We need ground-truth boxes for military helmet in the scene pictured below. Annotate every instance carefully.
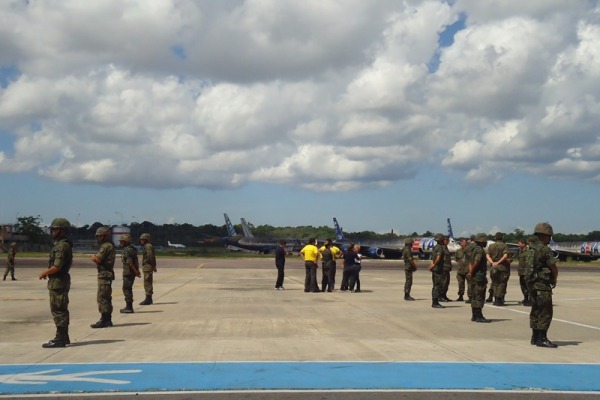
[140,233,151,241]
[10,242,17,247]
[434,233,445,241]
[404,238,414,245]
[50,218,71,230]
[534,222,553,236]
[474,233,488,243]
[495,232,503,240]
[119,234,132,244]
[95,226,111,237]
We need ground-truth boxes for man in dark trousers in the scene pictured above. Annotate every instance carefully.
[274,240,286,290]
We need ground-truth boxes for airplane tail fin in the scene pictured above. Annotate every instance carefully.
[333,217,346,241]
[240,218,254,238]
[447,218,455,239]
[224,213,237,237]
[168,240,172,246]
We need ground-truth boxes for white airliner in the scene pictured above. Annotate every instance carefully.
[167,240,186,248]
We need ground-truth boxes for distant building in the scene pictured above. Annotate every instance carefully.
[0,224,29,251]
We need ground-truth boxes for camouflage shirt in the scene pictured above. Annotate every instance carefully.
[142,242,157,272]
[95,241,115,280]
[431,243,445,274]
[121,244,139,277]
[455,247,468,274]
[47,238,73,289]
[487,241,510,271]
[402,245,414,271]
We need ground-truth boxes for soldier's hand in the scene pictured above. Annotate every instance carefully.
[153,267,157,272]
[136,272,142,278]
[39,271,47,280]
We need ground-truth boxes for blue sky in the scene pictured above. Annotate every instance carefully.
[1,1,599,236]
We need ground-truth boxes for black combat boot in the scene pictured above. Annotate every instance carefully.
[42,327,69,348]
[498,296,505,306]
[432,299,445,309]
[465,298,472,304]
[90,313,113,328]
[486,292,493,303]
[530,329,539,345]
[456,295,464,302]
[120,301,134,314]
[139,295,153,305]
[471,308,476,321]
[404,293,415,301]
[474,308,491,323]
[523,297,531,306]
[536,330,558,348]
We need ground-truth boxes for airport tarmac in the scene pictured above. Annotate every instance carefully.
[1,256,599,398]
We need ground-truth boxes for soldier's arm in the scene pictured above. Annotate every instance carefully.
[429,253,441,271]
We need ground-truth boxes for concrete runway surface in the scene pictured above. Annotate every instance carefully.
[1,256,599,399]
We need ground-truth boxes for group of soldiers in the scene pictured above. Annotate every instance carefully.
[401,222,559,348]
[38,217,158,348]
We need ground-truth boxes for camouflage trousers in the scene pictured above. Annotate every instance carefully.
[3,263,15,279]
[404,270,413,294]
[431,273,444,300]
[529,288,553,330]
[456,271,467,296]
[471,277,488,309]
[122,275,136,303]
[441,270,451,297]
[490,268,510,297]
[49,284,70,328]
[518,275,529,299]
[143,271,154,296]
[97,279,113,314]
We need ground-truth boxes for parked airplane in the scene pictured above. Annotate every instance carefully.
[333,217,460,259]
[549,240,600,261]
[167,240,186,248]
[221,214,305,254]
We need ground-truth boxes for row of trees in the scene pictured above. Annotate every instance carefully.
[10,216,600,248]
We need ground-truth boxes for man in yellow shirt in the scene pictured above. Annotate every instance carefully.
[300,238,320,292]
[319,239,342,292]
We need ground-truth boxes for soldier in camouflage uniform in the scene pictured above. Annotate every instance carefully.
[527,222,558,348]
[517,238,531,306]
[90,226,115,328]
[463,235,477,303]
[402,238,417,301]
[440,236,453,302]
[139,233,157,305]
[467,234,491,323]
[39,218,73,348]
[486,232,511,306]
[454,238,468,301]
[428,233,446,309]
[3,242,17,281]
[119,234,141,313]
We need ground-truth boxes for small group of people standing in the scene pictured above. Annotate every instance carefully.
[38,217,157,348]
[276,238,361,293]
[403,222,559,348]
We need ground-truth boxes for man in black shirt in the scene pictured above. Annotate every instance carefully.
[274,240,286,290]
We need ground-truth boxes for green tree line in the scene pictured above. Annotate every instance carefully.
[11,216,600,247]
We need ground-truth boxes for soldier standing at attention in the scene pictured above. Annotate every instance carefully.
[274,240,286,290]
[3,242,17,281]
[440,236,453,302]
[90,227,115,328]
[428,233,446,309]
[463,235,477,304]
[39,218,73,348]
[517,238,531,306]
[139,233,157,305]
[300,238,320,293]
[527,222,558,348]
[467,234,491,323]
[486,232,511,306]
[119,234,141,313]
[402,238,417,301]
[454,238,468,301]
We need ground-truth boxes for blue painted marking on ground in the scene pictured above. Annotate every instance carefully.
[1,362,599,395]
